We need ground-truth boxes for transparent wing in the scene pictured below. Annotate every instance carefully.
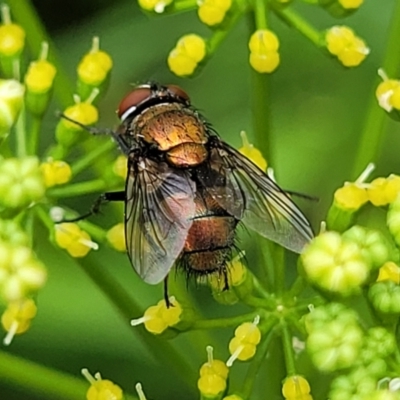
[125,156,196,284]
[196,138,313,253]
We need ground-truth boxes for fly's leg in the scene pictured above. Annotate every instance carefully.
[57,112,114,136]
[60,191,125,223]
[163,276,172,308]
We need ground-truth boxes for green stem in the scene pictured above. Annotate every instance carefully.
[208,8,245,55]
[15,105,27,157]
[280,319,296,376]
[254,0,268,29]
[241,319,277,399]
[350,1,400,179]
[273,244,285,296]
[287,275,307,298]
[191,311,262,330]
[73,253,197,389]
[28,115,42,155]
[0,350,138,400]
[250,68,271,163]
[8,0,73,107]
[47,179,110,198]
[71,139,116,177]
[169,0,198,12]
[272,6,323,47]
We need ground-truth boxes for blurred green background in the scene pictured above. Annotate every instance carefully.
[2,0,400,399]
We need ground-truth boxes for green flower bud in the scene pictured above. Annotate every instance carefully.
[301,231,369,295]
[0,219,29,245]
[306,319,363,371]
[55,102,98,149]
[342,226,397,270]
[0,243,47,302]
[363,327,396,360]
[329,369,377,400]
[368,281,400,314]
[24,43,57,117]
[0,79,24,138]
[0,156,45,209]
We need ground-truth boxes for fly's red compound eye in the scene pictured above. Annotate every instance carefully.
[118,87,152,121]
[167,85,190,102]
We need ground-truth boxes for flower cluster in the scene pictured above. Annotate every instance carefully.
[137,0,368,76]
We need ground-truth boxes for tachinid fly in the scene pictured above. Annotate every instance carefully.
[73,83,313,293]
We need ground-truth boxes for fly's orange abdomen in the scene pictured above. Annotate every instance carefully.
[181,189,238,274]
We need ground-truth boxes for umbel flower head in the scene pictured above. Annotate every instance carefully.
[138,0,368,76]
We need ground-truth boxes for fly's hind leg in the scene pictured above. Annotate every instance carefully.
[57,191,125,223]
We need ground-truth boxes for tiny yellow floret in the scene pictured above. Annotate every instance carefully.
[138,0,173,13]
[223,396,243,400]
[62,103,99,130]
[55,223,97,258]
[106,223,126,252]
[200,359,229,379]
[339,0,363,9]
[78,50,113,86]
[168,34,206,77]
[25,60,57,93]
[0,23,25,57]
[249,29,279,53]
[198,374,227,397]
[377,261,400,284]
[113,155,128,179]
[334,182,368,211]
[238,131,267,171]
[1,298,37,332]
[367,175,400,206]
[132,297,182,334]
[83,369,123,400]
[198,0,232,26]
[41,160,72,187]
[282,375,313,400]
[326,26,369,67]
[376,79,400,112]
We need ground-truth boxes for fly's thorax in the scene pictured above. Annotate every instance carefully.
[131,103,208,167]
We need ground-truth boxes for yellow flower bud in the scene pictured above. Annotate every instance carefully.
[106,223,126,252]
[78,50,112,86]
[0,79,24,138]
[168,34,206,77]
[0,23,24,57]
[238,131,267,171]
[113,155,128,179]
[326,26,369,67]
[376,79,400,112]
[41,160,72,187]
[377,262,400,284]
[138,0,173,13]
[334,182,368,211]
[131,297,182,334]
[282,375,313,400]
[55,223,98,257]
[62,102,99,130]
[1,298,37,345]
[198,0,232,26]
[339,0,363,8]
[82,369,123,400]
[198,374,226,397]
[25,59,56,94]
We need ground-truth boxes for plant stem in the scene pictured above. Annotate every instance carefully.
[47,179,110,198]
[71,139,116,177]
[8,0,73,108]
[272,6,323,47]
[73,253,196,389]
[28,115,42,155]
[15,105,27,157]
[241,320,277,398]
[280,319,296,376]
[350,1,400,179]
[191,311,262,330]
[0,350,138,400]
[254,0,268,30]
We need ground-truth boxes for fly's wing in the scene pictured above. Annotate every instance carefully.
[197,138,313,253]
[125,157,196,284]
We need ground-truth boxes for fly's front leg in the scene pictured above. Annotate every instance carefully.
[59,191,125,223]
